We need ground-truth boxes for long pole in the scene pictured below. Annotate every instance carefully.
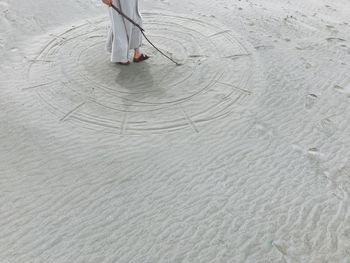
[110,3,181,66]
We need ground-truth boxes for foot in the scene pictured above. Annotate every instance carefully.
[133,54,150,63]
[117,61,130,66]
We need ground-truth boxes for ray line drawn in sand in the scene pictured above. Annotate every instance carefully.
[271,240,291,262]
[85,20,102,30]
[120,112,128,135]
[88,35,104,39]
[188,54,209,58]
[208,30,231,37]
[49,34,67,40]
[28,59,54,63]
[222,53,251,59]
[22,81,59,91]
[60,102,86,122]
[180,106,199,133]
[217,81,253,95]
[332,192,344,201]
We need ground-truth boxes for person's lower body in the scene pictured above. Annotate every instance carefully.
[106,0,147,64]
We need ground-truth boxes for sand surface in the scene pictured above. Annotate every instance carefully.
[1,0,350,262]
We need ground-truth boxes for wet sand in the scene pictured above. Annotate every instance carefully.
[1,0,350,262]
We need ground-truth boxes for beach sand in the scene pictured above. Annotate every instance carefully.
[1,0,350,262]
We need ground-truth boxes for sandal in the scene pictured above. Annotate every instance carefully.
[133,54,150,63]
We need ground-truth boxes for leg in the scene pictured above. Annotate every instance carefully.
[107,0,131,63]
[130,0,148,62]
[129,0,143,55]
[134,48,142,59]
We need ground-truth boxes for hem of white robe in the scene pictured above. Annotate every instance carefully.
[106,42,143,63]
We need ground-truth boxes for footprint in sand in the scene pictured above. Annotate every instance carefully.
[308,148,320,156]
[334,84,350,96]
[305,94,318,109]
[318,117,337,136]
[342,228,350,238]
[326,37,346,43]
[305,63,312,69]
[333,166,350,194]
[300,57,313,69]
[326,25,339,33]
[325,5,337,12]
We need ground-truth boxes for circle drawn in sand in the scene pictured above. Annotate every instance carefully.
[27,13,258,134]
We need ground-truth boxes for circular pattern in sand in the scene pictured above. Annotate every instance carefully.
[27,13,258,134]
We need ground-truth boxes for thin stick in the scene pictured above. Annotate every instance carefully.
[141,32,181,66]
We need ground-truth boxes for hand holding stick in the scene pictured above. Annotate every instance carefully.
[102,0,112,6]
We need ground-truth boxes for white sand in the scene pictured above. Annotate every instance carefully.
[1,0,350,262]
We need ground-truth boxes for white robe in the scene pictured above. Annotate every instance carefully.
[106,0,143,63]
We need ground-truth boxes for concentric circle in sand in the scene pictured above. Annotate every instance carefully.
[28,13,258,134]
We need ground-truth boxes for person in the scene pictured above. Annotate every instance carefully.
[102,0,149,65]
